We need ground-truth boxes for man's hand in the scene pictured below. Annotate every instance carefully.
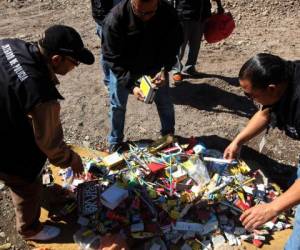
[240,203,279,231]
[133,87,145,102]
[70,152,84,178]
[223,141,241,160]
[152,70,166,87]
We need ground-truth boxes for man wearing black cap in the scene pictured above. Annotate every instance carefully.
[0,25,94,241]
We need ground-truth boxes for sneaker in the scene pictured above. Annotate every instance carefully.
[24,225,60,241]
[172,73,183,85]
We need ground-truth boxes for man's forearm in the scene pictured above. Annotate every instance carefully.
[233,109,270,146]
[271,179,300,213]
[29,101,74,168]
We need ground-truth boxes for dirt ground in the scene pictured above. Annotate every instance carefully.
[0,0,300,249]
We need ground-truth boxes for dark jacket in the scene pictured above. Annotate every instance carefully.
[0,39,63,181]
[172,0,212,21]
[269,61,300,140]
[91,0,114,26]
[102,0,183,91]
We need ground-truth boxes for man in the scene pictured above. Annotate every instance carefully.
[0,25,94,241]
[223,53,300,249]
[102,0,183,152]
[171,0,224,84]
[91,0,122,89]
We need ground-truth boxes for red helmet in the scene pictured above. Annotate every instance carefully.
[204,13,235,43]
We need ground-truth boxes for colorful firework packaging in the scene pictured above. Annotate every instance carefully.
[57,135,292,249]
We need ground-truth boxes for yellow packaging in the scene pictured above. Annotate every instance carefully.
[139,75,157,104]
[102,152,124,169]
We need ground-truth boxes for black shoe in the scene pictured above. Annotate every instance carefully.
[182,67,203,78]
[108,143,122,153]
[108,142,129,154]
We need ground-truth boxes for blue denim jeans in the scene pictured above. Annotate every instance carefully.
[95,0,122,87]
[173,19,204,74]
[285,166,300,250]
[96,24,110,87]
[108,70,175,146]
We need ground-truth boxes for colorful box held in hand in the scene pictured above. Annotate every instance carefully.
[139,75,157,104]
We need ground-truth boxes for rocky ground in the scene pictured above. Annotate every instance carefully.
[0,0,300,249]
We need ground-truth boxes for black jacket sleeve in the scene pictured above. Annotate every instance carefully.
[102,14,139,91]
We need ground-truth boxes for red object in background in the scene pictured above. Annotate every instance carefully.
[106,211,128,224]
[204,13,235,43]
[148,162,166,172]
[267,190,277,201]
[131,196,141,210]
[162,146,181,154]
[246,194,254,206]
[234,198,250,211]
[185,137,197,155]
[252,239,263,248]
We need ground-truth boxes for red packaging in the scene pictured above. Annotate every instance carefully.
[234,198,250,211]
[252,239,263,248]
[148,162,166,173]
[106,211,128,224]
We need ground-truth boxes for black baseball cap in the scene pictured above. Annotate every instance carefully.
[40,25,95,65]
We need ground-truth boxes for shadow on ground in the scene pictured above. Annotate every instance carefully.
[182,73,240,87]
[39,184,80,244]
[170,81,257,118]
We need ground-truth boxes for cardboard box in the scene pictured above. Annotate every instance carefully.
[102,152,124,169]
[139,75,157,104]
[100,183,129,210]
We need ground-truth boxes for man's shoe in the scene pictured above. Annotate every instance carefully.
[172,73,183,85]
[182,67,202,77]
[109,143,121,153]
[24,225,60,241]
[108,142,129,154]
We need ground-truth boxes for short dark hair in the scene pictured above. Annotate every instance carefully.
[38,39,53,58]
[239,53,293,89]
